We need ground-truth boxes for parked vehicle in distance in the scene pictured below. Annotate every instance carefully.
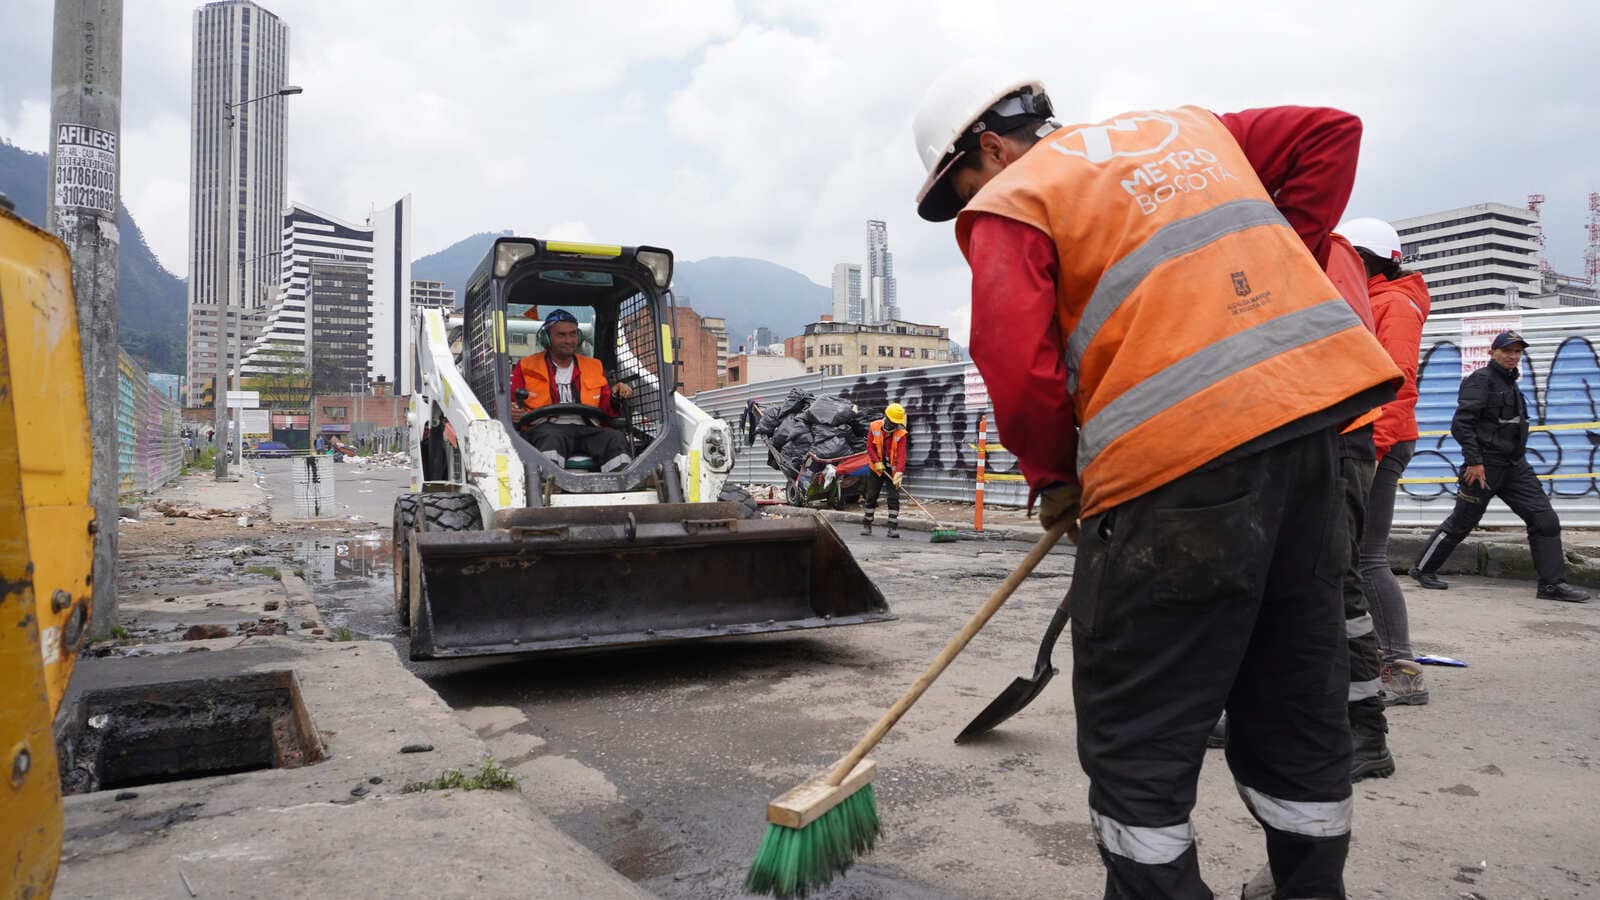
[246,440,291,458]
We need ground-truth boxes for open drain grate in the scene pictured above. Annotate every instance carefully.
[56,670,323,795]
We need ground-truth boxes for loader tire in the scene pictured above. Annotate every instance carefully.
[717,484,760,519]
[393,493,422,627]
[418,492,484,532]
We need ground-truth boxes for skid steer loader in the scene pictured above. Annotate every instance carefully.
[396,237,891,660]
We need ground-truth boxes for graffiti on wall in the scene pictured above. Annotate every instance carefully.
[1405,336,1600,500]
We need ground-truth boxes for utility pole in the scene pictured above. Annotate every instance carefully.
[213,85,300,478]
[46,0,123,636]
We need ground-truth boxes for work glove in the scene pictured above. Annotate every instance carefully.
[1037,484,1083,544]
[892,471,903,487]
[871,463,883,475]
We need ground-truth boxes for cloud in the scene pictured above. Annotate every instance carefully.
[2,0,1598,345]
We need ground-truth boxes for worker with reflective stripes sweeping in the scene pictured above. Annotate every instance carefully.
[1317,230,1395,783]
[913,61,1401,899]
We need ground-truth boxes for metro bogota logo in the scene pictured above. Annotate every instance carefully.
[1048,114,1181,164]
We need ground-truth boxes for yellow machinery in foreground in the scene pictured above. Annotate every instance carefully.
[0,201,96,897]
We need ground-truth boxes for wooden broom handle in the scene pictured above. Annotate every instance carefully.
[826,519,1071,785]
[899,486,938,523]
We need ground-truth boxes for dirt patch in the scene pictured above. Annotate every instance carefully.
[1523,620,1600,639]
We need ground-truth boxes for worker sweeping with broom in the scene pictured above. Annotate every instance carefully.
[744,62,1402,900]
[860,403,908,539]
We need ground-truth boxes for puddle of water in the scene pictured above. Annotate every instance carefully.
[295,534,398,640]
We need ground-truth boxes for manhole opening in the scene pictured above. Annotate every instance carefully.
[57,670,323,795]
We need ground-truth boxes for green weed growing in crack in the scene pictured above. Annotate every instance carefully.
[401,757,519,793]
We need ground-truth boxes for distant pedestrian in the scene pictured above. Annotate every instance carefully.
[1411,331,1590,603]
[861,403,907,539]
[1340,218,1435,705]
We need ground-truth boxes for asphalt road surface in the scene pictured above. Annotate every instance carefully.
[273,465,1600,899]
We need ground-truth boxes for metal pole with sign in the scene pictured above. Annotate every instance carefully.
[46,0,123,635]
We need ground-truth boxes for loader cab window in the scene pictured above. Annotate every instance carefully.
[484,266,672,444]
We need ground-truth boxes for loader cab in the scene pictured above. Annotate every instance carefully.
[461,238,684,503]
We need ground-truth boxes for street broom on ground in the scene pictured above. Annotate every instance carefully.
[899,486,959,543]
[745,520,1072,897]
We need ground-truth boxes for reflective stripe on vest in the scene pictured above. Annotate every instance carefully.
[956,106,1400,517]
[1089,809,1194,865]
[1065,198,1289,371]
[1237,783,1352,838]
[1077,298,1357,470]
[868,419,905,467]
[519,352,604,408]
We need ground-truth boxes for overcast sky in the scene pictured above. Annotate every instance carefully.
[3,0,1597,341]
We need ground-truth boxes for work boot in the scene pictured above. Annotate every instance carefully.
[1206,712,1228,749]
[1380,660,1430,707]
[887,525,900,539]
[1409,567,1448,590]
[860,521,873,537]
[1537,581,1592,603]
[1351,718,1395,781]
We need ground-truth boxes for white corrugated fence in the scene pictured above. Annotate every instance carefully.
[696,305,1600,526]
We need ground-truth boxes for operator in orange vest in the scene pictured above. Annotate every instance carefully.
[510,309,634,472]
[913,62,1401,898]
[861,403,908,538]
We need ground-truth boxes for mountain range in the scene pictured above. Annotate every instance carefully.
[413,233,833,350]
[2,136,839,377]
[0,140,187,374]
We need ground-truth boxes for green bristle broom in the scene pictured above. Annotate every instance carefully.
[900,487,960,543]
[745,520,1071,897]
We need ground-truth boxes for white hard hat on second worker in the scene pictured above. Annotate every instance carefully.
[912,60,1053,223]
[1337,217,1403,263]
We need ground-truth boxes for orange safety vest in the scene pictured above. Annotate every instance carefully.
[516,352,605,408]
[867,419,907,473]
[956,106,1400,517]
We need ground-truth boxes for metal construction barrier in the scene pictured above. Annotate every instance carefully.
[116,350,185,495]
[292,455,337,518]
[1393,306,1600,527]
[694,362,1030,507]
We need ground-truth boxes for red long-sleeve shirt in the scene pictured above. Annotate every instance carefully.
[967,106,1362,490]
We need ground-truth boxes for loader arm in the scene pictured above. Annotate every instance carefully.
[411,306,527,512]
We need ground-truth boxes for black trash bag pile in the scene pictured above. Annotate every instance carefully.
[761,390,870,470]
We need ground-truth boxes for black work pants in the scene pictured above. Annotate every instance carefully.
[526,422,631,471]
[1415,458,1565,585]
[1338,452,1385,731]
[861,470,899,526]
[1071,427,1351,899]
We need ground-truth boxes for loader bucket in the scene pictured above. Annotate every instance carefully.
[407,502,893,659]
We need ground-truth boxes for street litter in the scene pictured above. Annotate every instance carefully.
[1417,654,1469,667]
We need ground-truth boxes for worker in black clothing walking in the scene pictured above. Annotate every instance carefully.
[1411,330,1590,602]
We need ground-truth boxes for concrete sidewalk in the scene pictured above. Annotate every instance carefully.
[85,475,656,898]
[56,637,652,899]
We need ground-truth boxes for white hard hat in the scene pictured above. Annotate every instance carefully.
[1337,217,1403,263]
[912,61,1051,222]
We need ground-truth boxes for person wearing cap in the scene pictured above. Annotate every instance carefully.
[912,62,1403,898]
[510,308,634,472]
[1411,331,1590,602]
[861,403,908,538]
[1339,218,1436,705]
